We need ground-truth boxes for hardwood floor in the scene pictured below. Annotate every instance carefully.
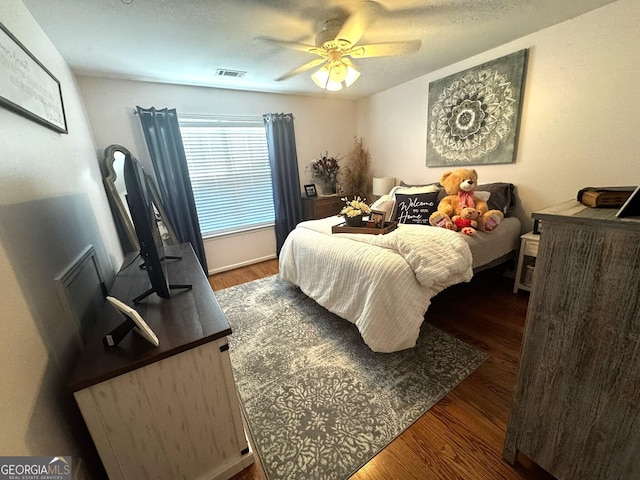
[210,260,555,480]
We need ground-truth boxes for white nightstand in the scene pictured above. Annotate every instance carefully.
[513,231,539,293]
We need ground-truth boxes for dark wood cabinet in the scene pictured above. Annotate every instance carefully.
[302,194,346,220]
[503,200,640,479]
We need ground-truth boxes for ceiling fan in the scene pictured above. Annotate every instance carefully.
[255,1,421,91]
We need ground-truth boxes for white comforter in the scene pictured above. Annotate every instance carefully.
[279,216,473,352]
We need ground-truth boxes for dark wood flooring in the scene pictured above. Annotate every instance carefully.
[210,260,555,480]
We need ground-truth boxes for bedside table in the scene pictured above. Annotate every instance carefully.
[513,231,539,293]
[302,195,346,220]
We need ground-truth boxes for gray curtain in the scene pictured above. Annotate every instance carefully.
[136,106,208,273]
[263,113,303,256]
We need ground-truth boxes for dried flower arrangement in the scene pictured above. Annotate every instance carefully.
[340,196,371,218]
[308,152,341,183]
[340,137,372,198]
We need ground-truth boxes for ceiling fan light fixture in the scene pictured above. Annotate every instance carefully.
[342,61,360,87]
[267,2,420,93]
[311,64,342,91]
[311,65,332,89]
[311,60,360,92]
[326,80,343,92]
[329,61,347,83]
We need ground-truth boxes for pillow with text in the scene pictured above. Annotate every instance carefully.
[392,192,439,225]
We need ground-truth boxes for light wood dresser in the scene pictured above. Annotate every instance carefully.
[70,243,253,480]
[503,200,640,479]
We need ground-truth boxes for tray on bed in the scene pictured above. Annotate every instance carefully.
[332,221,398,235]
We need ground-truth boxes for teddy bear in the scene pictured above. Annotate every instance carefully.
[429,168,503,232]
[452,207,480,235]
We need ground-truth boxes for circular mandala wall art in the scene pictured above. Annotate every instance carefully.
[426,49,527,167]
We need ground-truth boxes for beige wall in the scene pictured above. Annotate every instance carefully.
[77,77,358,273]
[0,0,121,473]
[356,0,639,232]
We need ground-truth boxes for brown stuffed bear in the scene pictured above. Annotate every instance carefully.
[452,207,480,235]
[429,168,503,232]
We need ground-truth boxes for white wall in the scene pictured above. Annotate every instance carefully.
[0,0,121,474]
[77,77,357,272]
[357,0,639,231]
[1,0,634,472]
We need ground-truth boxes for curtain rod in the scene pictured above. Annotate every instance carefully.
[131,110,266,122]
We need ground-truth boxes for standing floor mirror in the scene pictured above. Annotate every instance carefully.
[101,144,177,253]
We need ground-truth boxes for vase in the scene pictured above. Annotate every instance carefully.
[323,179,337,195]
[344,215,363,227]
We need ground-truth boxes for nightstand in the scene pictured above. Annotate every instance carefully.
[302,195,346,220]
[513,231,539,293]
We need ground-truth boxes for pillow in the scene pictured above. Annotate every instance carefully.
[399,181,440,189]
[477,182,517,216]
[390,183,441,198]
[370,194,395,222]
[392,191,439,225]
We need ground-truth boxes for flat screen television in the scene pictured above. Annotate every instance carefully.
[123,154,190,303]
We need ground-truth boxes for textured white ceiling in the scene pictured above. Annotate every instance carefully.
[23,0,617,99]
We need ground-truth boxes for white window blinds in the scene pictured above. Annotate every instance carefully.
[178,115,274,237]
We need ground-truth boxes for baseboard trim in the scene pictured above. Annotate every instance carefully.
[208,255,277,276]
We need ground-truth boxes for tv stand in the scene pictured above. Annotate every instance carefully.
[70,243,253,480]
[134,254,193,302]
[138,255,184,268]
[131,282,192,304]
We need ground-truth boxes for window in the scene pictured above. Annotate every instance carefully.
[178,115,274,237]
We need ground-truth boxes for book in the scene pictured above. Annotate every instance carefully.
[577,186,636,208]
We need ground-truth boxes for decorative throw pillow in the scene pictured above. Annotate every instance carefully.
[399,181,441,189]
[392,191,440,225]
[370,194,395,222]
[477,182,517,216]
[390,184,441,197]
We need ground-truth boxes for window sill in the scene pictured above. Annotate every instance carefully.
[202,223,275,241]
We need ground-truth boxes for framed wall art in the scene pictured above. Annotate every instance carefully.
[426,49,528,167]
[0,21,68,133]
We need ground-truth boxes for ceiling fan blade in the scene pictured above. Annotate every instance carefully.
[348,40,421,58]
[335,1,375,45]
[276,58,327,81]
[254,36,316,53]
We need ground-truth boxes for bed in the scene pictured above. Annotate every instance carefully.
[278,182,522,353]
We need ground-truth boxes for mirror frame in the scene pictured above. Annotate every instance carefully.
[102,144,179,253]
[102,144,139,252]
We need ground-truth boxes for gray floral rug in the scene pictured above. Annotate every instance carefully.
[216,275,487,480]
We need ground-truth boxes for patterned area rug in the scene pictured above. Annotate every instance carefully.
[216,275,487,480]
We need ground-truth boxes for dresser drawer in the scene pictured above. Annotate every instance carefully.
[302,195,348,220]
[315,198,343,217]
[523,239,539,257]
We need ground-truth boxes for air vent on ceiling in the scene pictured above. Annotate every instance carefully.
[216,69,247,78]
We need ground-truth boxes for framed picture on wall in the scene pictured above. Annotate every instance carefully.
[426,49,528,167]
[304,184,317,197]
[0,22,68,133]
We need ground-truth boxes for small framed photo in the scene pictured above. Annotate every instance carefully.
[533,219,543,235]
[304,184,317,198]
[370,210,386,228]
